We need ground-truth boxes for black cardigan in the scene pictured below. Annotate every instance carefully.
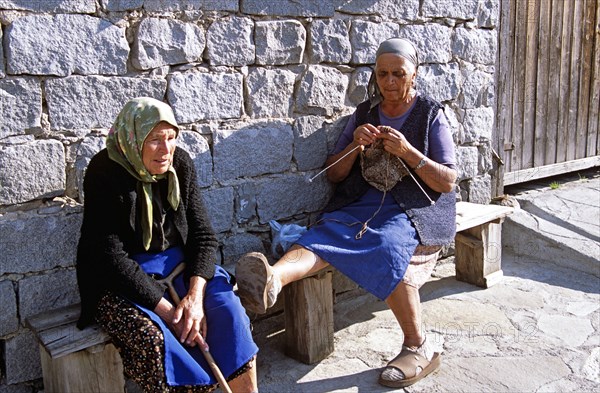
[76,148,218,328]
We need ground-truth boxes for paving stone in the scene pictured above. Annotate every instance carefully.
[0,207,82,275]
[0,280,18,336]
[417,62,461,103]
[0,28,4,78]
[133,18,205,70]
[582,347,600,383]
[455,146,479,181]
[296,65,348,116]
[336,0,419,20]
[347,66,371,106]
[18,269,80,321]
[213,121,293,182]
[537,379,585,393]
[0,0,95,12]
[422,298,514,337]
[422,0,479,19]
[177,131,212,188]
[6,14,128,77]
[45,76,166,130]
[460,68,494,108]
[100,0,144,11]
[566,301,600,317]
[2,331,42,384]
[255,20,305,65]
[350,20,400,65]
[255,174,332,223]
[246,68,296,118]
[399,24,453,64]
[0,78,42,139]
[478,0,499,28]
[200,187,234,234]
[537,314,594,347]
[74,135,106,202]
[168,72,243,123]
[463,106,494,142]
[309,19,351,64]
[206,16,254,66]
[452,27,498,65]
[242,0,334,17]
[222,233,266,265]
[142,0,237,11]
[0,139,65,204]
[428,356,570,392]
[293,115,327,171]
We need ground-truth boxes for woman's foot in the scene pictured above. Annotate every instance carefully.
[378,337,441,388]
[235,252,281,314]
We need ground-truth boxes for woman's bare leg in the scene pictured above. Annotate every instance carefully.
[385,281,423,347]
[227,357,258,393]
[273,244,329,286]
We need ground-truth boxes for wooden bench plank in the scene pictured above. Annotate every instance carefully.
[37,323,111,359]
[456,201,514,232]
[27,304,112,359]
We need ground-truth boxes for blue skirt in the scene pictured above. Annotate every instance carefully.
[296,188,419,300]
[132,247,258,386]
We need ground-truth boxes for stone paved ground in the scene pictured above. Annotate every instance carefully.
[252,170,600,393]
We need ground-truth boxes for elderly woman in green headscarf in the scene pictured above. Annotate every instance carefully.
[76,97,259,392]
[235,38,457,388]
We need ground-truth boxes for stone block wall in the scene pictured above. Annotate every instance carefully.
[0,0,498,389]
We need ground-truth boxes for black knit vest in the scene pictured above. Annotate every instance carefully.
[324,96,456,246]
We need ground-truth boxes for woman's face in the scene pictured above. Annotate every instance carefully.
[375,53,417,103]
[142,122,177,175]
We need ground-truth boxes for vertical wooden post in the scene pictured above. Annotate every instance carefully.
[40,343,125,393]
[455,218,505,288]
[283,270,334,364]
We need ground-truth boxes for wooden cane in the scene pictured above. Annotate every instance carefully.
[156,264,233,393]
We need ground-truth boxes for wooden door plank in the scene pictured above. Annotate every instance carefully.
[557,0,574,163]
[495,0,514,191]
[566,0,584,162]
[587,0,599,157]
[511,0,528,172]
[577,0,595,160]
[545,0,564,166]
[521,0,540,170]
[534,0,552,169]
[502,0,519,174]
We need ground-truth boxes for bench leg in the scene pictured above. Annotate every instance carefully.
[455,218,505,288]
[283,270,334,364]
[40,343,125,393]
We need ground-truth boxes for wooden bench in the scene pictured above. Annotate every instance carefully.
[26,304,125,393]
[283,201,515,364]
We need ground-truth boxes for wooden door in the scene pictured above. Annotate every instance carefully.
[496,0,599,188]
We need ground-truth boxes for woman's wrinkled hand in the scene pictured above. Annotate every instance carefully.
[353,123,381,147]
[172,293,208,350]
[377,125,413,158]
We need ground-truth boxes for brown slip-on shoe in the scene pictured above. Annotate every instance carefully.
[235,252,274,314]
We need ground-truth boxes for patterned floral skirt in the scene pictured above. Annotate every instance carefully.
[96,292,253,393]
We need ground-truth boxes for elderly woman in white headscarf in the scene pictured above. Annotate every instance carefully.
[236,38,457,388]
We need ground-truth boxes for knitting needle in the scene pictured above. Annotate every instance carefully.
[307,144,362,182]
[158,264,233,393]
[395,157,435,205]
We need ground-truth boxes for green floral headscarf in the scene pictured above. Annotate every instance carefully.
[106,97,180,251]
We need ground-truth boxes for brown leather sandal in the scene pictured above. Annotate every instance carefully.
[235,252,274,314]
[378,346,441,388]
